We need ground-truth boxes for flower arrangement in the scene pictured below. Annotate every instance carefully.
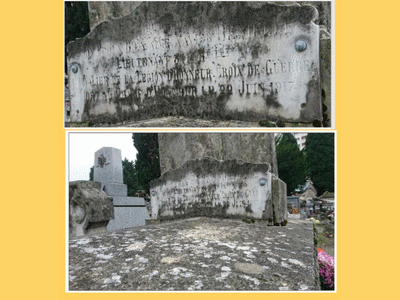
[309,217,320,224]
[290,207,299,214]
[318,249,335,290]
[328,212,335,224]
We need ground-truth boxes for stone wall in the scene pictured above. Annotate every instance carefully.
[158,133,278,176]
[150,158,287,224]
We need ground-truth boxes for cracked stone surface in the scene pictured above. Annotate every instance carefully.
[69,218,319,291]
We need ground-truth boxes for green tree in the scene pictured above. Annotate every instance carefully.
[276,133,307,195]
[304,133,335,195]
[65,2,90,70]
[132,133,161,193]
[89,166,94,181]
[122,158,137,196]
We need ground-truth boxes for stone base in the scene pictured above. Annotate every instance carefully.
[112,197,145,206]
[69,218,319,291]
[104,183,127,196]
[107,196,150,231]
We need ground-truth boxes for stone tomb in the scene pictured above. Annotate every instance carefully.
[94,147,150,230]
[67,1,322,124]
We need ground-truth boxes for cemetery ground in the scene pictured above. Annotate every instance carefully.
[69,218,319,291]
[315,220,335,257]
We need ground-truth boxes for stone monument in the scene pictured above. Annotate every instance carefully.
[69,181,114,237]
[94,147,150,230]
[158,133,279,175]
[67,1,326,125]
[150,133,287,225]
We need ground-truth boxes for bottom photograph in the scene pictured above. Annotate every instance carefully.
[67,132,335,292]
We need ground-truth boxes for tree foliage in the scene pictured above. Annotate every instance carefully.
[65,2,90,69]
[276,133,307,195]
[122,158,137,196]
[132,133,161,193]
[305,133,335,195]
[89,166,94,181]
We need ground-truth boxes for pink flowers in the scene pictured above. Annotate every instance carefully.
[318,249,335,290]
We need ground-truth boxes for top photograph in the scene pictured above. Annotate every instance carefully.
[64,1,333,128]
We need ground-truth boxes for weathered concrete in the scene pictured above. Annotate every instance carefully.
[67,1,323,124]
[88,1,142,31]
[69,181,114,237]
[320,27,331,127]
[150,158,286,224]
[68,218,319,291]
[159,133,278,176]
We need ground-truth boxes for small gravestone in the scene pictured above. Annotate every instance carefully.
[67,1,322,124]
[94,147,150,230]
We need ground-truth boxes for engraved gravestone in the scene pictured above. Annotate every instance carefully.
[150,158,287,224]
[93,147,150,230]
[67,2,322,124]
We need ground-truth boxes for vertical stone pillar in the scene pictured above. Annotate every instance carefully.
[94,147,127,196]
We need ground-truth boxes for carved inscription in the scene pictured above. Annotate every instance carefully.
[68,5,321,122]
[150,169,272,220]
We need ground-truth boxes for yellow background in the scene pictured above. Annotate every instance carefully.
[1,0,399,299]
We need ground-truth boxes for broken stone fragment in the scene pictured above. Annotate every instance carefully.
[69,181,114,237]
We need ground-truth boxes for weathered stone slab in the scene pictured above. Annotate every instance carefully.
[150,158,286,224]
[67,1,322,124]
[69,181,114,237]
[158,133,278,175]
[272,176,287,224]
[68,218,319,291]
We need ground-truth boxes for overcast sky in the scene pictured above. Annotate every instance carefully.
[68,132,137,182]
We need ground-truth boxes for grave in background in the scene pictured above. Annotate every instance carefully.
[94,147,150,230]
[150,133,287,224]
[67,1,326,125]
